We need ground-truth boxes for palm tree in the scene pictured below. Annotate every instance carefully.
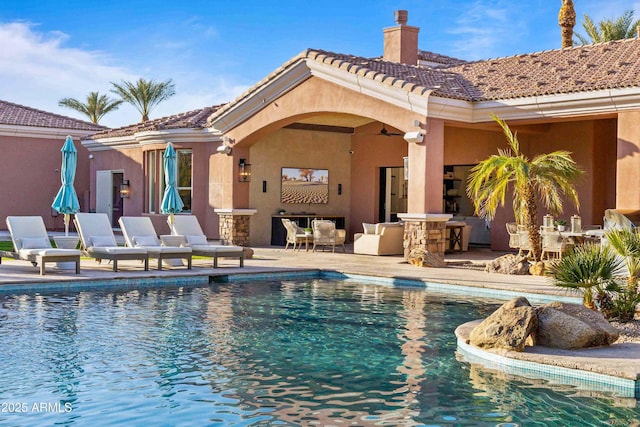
[466,115,583,261]
[110,78,176,122]
[558,0,576,48]
[575,10,640,45]
[58,91,123,124]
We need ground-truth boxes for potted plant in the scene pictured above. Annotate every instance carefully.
[555,219,567,231]
[277,209,286,215]
[303,227,313,236]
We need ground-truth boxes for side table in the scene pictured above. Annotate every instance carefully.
[53,236,80,270]
[160,235,186,267]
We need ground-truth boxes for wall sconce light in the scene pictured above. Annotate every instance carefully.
[262,180,267,193]
[238,159,251,182]
[337,183,342,195]
[120,180,131,198]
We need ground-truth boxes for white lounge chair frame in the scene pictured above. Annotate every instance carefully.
[74,213,149,272]
[118,216,192,270]
[3,216,80,275]
[171,215,244,267]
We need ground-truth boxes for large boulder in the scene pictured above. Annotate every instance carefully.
[485,254,530,275]
[469,297,538,352]
[408,248,446,268]
[535,302,619,349]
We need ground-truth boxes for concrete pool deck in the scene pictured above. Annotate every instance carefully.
[0,243,638,398]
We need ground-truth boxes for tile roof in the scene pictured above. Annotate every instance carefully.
[88,105,224,139]
[446,38,640,101]
[417,50,468,67]
[304,38,640,102]
[0,100,106,131]
[210,39,640,124]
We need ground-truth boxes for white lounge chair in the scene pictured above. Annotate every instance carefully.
[2,216,80,275]
[171,215,244,267]
[118,216,192,270]
[74,213,149,272]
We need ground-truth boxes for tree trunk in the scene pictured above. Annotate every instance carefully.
[524,183,541,261]
[559,0,576,48]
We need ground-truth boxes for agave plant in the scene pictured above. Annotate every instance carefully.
[547,243,623,309]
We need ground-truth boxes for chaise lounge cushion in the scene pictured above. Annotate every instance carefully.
[89,235,117,247]
[132,235,160,247]
[186,234,208,245]
[19,237,52,249]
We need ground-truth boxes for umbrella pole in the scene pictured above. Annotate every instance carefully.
[64,213,70,237]
[170,213,175,235]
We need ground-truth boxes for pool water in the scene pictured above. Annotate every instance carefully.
[0,278,638,426]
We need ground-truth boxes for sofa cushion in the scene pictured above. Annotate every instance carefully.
[362,223,376,234]
[375,222,403,234]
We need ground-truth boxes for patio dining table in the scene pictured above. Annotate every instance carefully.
[558,229,603,245]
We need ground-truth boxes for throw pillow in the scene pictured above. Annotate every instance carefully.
[90,235,116,247]
[362,223,376,234]
[19,237,51,249]
[132,235,159,247]
[186,234,208,245]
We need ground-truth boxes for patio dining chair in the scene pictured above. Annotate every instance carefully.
[506,222,520,252]
[541,230,572,261]
[281,218,309,251]
[311,219,346,253]
[516,225,532,258]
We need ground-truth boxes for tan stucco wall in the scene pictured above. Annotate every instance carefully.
[617,111,640,210]
[248,128,352,246]
[225,78,424,148]
[350,122,408,237]
[0,135,91,231]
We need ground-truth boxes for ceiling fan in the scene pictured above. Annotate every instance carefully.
[377,124,403,137]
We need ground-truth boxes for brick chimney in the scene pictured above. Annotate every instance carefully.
[383,10,419,65]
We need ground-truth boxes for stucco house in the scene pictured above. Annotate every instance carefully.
[0,100,105,230]
[82,11,640,256]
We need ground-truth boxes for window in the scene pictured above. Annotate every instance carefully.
[145,148,192,213]
[176,149,192,211]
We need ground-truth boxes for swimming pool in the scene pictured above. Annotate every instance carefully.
[0,278,638,426]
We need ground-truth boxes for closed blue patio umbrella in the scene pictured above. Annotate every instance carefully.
[51,135,80,236]
[161,142,184,233]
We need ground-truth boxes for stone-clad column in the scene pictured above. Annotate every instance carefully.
[214,209,257,246]
[398,214,451,267]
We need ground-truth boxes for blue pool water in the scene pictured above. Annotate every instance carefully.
[0,278,638,426]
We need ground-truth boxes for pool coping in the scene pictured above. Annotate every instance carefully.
[0,267,636,400]
[455,320,640,399]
